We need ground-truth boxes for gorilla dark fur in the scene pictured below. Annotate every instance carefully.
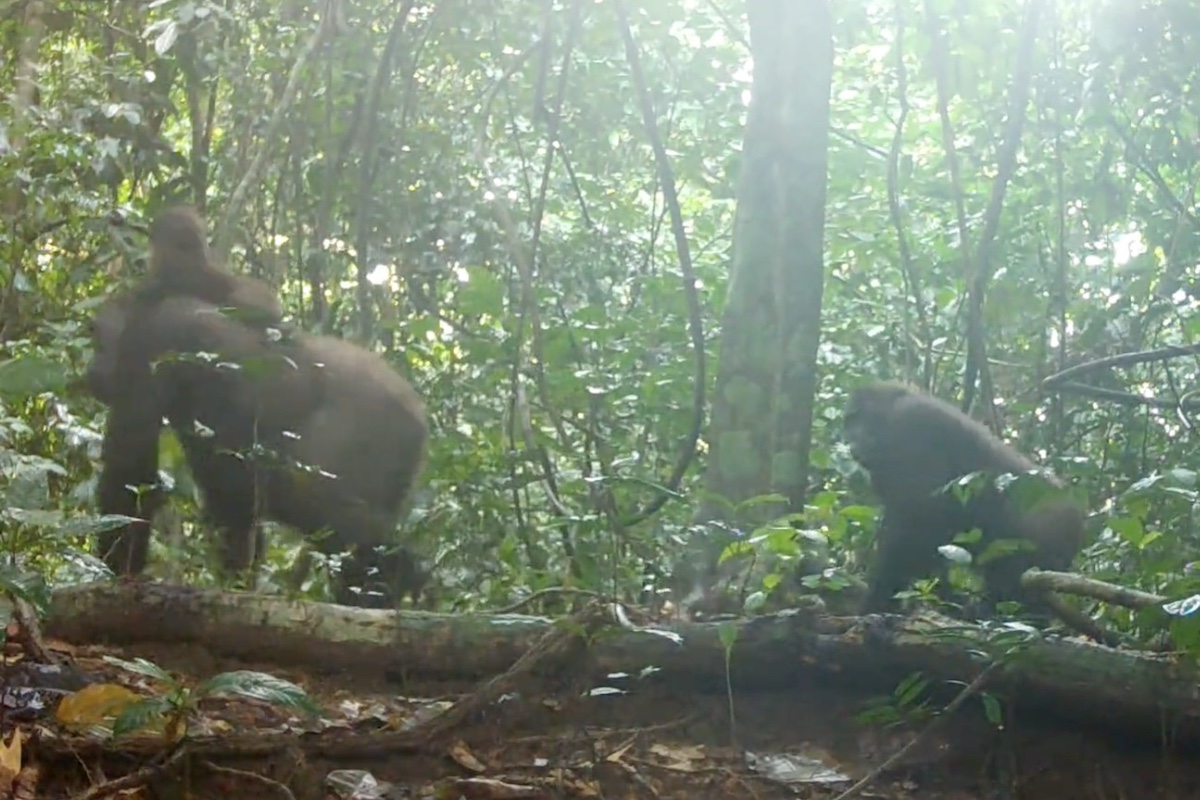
[844,380,1085,615]
[86,291,430,608]
[132,205,284,327]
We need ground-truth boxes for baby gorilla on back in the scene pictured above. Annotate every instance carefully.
[844,381,1085,615]
[134,205,284,326]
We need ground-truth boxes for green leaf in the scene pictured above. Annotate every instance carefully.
[112,697,173,738]
[57,514,143,538]
[0,357,67,397]
[153,20,179,56]
[735,493,790,512]
[5,509,61,529]
[980,692,1003,726]
[893,672,930,706]
[196,670,322,717]
[938,543,974,565]
[457,269,506,318]
[743,590,767,613]
[717,620,739,650]
[0,566,50,614]
[103,656,178,686]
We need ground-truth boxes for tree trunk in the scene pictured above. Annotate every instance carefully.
[701,0,833,531]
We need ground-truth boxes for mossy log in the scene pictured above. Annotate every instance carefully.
[43,581,1200,742]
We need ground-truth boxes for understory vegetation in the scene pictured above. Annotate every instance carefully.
[2,0,1200,650]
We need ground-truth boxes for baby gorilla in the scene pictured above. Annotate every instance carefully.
[134,205,284,327]
[844,380,1085,616]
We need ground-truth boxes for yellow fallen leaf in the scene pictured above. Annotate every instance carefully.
[56,683,142,728]
[0,727,22,789]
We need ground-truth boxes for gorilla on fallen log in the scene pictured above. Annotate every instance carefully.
[86,289,431,608]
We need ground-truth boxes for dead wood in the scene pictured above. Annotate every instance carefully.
[41,580,1200,747]
[1025,568,1169,610]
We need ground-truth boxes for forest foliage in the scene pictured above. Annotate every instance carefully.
[2,0,1200,645]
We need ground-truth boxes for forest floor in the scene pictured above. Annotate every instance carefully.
[37,636,1200,800]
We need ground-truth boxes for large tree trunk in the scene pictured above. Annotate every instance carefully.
[701,0,833,532]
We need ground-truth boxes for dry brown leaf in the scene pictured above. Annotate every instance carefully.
[448,739,488,773]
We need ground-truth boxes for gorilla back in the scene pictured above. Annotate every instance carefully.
[88,291,429,607]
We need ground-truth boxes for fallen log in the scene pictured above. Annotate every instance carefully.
[42,580,1200,746]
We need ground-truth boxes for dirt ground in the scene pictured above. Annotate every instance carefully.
[30,637,1200,800]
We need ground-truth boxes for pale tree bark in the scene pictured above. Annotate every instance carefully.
[700,0,833,536]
